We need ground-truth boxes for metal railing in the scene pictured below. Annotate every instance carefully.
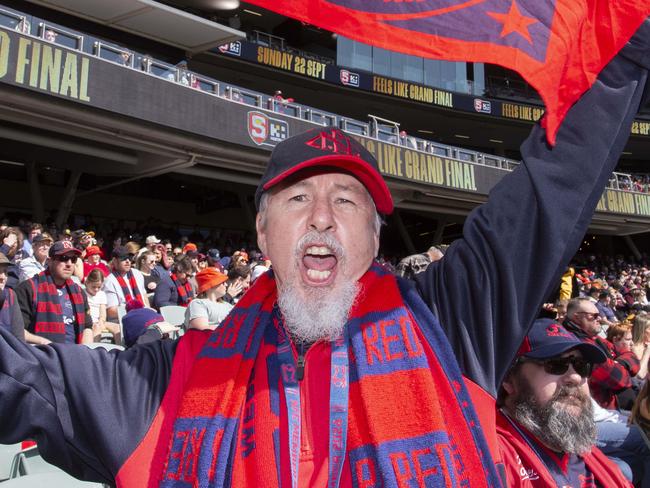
[0,5,645,194]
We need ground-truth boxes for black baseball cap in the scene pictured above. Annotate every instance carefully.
[111,246,131,259]
[49,240,82,258]
[517,318,606,364]
[254,127,393,214]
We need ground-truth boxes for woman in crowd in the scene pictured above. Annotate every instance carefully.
[630,380,650,437]
[607,322,635,352]
[84,269,121,344]
[136,250,160,293]
[223,264,250,304]
[633,313,650,379]
[184,268,231,331]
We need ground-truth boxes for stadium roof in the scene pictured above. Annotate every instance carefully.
[24,0,245,53]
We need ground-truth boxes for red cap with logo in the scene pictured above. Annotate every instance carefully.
[255,127,393,215]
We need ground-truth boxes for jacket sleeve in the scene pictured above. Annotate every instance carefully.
[0,327,177,483]
[14,278,34,332]
[153,275,175,309]
[8,289,25,340]
[414,22,650,397]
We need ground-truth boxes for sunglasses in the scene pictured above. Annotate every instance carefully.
[54,255,78,264]
[525,356,593,378]
[575,312,600,321]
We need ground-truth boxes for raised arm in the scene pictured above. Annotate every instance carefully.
[415,20,650,396]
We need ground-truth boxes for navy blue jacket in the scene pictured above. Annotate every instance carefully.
[0,27,649,484]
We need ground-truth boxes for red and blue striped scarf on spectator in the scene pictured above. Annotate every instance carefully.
[30,270,86,343]
[171,273,193,307]
[112,270,143,304]
[145,263,501,487]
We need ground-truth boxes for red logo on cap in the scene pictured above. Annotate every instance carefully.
[306,130,361,157]
[61,241,74,249]
[546,324,572,338]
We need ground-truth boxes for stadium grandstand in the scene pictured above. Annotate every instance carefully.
[0,0,649,255]
[2,1,650,486]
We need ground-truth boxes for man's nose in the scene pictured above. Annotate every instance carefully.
[308,198,335,232]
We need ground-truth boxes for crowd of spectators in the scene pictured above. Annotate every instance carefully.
[2,217,650,484]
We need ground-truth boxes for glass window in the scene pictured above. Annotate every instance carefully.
[372,46,391,76]
[337,36,372,72]
[391,52,423,84]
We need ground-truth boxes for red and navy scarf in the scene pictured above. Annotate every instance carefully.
[29,270,86,343]
[118,263,502,487]
[113,270,143,304]
[171,273,193,307]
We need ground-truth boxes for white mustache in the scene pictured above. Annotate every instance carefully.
[295,231,344,259]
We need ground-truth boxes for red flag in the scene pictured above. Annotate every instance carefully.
[245,0,650,144]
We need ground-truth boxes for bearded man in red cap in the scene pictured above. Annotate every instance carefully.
[0,21,649,488]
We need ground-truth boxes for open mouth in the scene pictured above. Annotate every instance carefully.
[302,245,338,283]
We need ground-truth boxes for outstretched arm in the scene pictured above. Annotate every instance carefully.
[0,328,177,483]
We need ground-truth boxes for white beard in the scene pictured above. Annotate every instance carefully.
[278,279,359,344]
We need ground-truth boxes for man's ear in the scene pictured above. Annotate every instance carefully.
[256,213,267,256]
[501,372,516,396]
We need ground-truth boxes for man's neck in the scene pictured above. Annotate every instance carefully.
[52,276,66,286]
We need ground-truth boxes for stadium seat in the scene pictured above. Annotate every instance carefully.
[160,305,186,327]
[0,444,21,481]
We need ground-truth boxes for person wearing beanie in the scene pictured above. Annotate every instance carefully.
[497,318,634,487]
[121,299,179,348]
[184,268,231,331]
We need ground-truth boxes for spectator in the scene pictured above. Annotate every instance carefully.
[152,256,194,309]
[396,245,448,279]
[0,252,24,340]
[184,268,230,331]
[121,301,178,348]
[82,245,109,280]
[497,318,631,487]
[0,39,649,485]
[145,235,160,252]
[205,248,223,271]
[0,226,23,289]
[136,250,159,293]
[84,269,120,344]
[564,297,640,409]
[223,263,250,303]
[18,232,52,281]
[632,313,650,379]
[606,322,635,352]
[15,240,93,345]
[103,245,149,320]
[43,29,57,43]
[630,380,650,437]
[21,222,43,258]
[597,290,619,327]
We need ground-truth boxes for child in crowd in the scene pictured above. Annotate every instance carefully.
[85,269,121,344]
[185,268,232,331]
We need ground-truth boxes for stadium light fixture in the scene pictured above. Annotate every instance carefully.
[489,139,503,143]
[417,129,434,134]
[211,0,240,10]
[454,134,470,139]
[243,8,262,16]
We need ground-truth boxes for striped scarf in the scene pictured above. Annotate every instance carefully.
[138,263,501,487]
[171,273,193,307]
[113,270,143,304]
[30,270,86,343]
